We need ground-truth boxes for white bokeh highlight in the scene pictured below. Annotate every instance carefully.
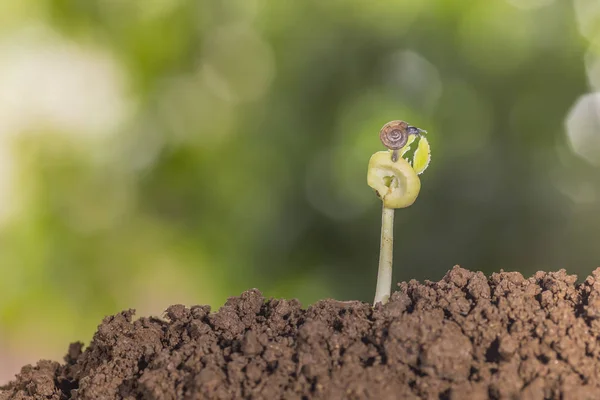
[565,92,600,166]
[0,27,130,140]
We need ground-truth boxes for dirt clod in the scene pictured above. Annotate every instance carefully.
[4,266,600,399]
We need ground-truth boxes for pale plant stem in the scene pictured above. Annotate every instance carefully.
[374,205,394,305]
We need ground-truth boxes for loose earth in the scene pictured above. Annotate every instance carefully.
[3,266,600,399]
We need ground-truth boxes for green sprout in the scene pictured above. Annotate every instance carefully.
[367,120,431,305]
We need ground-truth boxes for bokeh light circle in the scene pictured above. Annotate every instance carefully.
[565,92,600,166]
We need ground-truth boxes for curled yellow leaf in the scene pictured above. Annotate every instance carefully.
[367,151,421,209]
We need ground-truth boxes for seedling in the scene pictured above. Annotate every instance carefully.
[367,120,431,305]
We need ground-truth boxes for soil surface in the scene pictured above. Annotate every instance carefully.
[4,266,600,399]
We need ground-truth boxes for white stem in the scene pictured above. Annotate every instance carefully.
[374,205,394,305]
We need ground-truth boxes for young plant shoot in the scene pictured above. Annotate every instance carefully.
[367,120,431,305]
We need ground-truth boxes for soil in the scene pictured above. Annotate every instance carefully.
[4,266,600,400]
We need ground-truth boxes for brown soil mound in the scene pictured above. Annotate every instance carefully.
[4,266,600,400]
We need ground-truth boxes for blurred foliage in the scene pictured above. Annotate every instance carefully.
[1,0,600,379]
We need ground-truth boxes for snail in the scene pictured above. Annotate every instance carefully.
[369,120,430,208]
[379,120,427,162]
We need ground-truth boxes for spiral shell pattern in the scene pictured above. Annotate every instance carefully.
[379,120,410,150]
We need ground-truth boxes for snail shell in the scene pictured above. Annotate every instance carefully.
[379,120,411,150]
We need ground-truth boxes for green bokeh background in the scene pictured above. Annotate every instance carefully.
[1,0,600,382]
